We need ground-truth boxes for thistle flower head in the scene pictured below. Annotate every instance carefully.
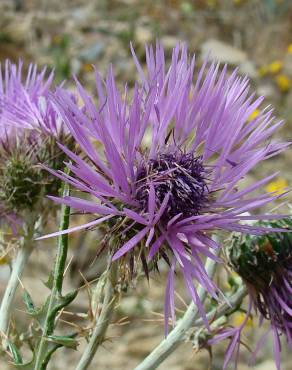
[228,219,292,369]
[41,43,289,332]
[0,60,71,229]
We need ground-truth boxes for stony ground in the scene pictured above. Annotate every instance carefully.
[0,1,292,369]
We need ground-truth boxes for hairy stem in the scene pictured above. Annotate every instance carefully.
[192,285,247,328]
[134,252,219,370]
[34,183,71,370]
[0,221,35,337]
[75,262,119,370]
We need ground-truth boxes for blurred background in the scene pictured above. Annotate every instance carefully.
[0,0,292,369]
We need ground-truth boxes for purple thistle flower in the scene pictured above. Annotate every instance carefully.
[0,60,70,226]
[39,43,288,332]
[0,60,63,139]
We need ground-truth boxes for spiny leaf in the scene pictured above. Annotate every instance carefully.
[15,362,34,369]
[14,354,34,369]
[40,333,78,369]
[57,290,78,307]
[41,343,62,370]
[43,272,54,290]
[22,290,36,314]
[28,297,51,327]
[7,341,22,364]
[46,335,78,349]
[28,289,77,325]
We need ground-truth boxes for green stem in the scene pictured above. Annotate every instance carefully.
[34,183,71,370]
[53,195,71,295]
[0,221,35,337]
[75,262,118,370]
[191,285,247,328]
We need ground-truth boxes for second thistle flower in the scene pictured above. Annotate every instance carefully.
[0,61,73,229]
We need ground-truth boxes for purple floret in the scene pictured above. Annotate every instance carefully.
[0,60,63,139]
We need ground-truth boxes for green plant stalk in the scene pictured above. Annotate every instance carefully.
[75,261,119,370]
[0,220,35,337]
[33,183,71,370]
[191,285,247,328]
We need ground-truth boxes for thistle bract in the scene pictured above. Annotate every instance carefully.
[41,43,288,332]
[228,218,292,369]
[0,152,42,211]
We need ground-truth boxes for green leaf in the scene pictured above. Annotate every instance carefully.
[29,297,51,327]
[41,343,61,369]
[7,341,23,364]
[43,272,54,290]
[15,363,34,369]
[46,335,78,349]
[14,354,35,369]
[58,290,78,307]
[22,290,36,314]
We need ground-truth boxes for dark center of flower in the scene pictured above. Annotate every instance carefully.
[136,152,209,221]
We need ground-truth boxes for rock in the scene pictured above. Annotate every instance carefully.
[239,60,258,78]
[200,39,247,65]
[161,36,178,50]
[33,12,65,38]
[256,83,278,99]
[71,58,82,75]
[79,42,105,62]
[1,13,32,44]
[68,5,96,29]
[135,26,152,45]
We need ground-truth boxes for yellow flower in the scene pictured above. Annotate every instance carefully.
[258,65,269,77]
[248,109,260,121]
[268,60,282,75]
[287,43,292,54]
[259,60,283,77]
[265,178,288,196]
[81,63,94,73]
[233,0,245,5]
[232,312,253,328]
[206,0,218,8]
[223,271,242,290]
[275,74,291,93]
[52,35,62,45]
